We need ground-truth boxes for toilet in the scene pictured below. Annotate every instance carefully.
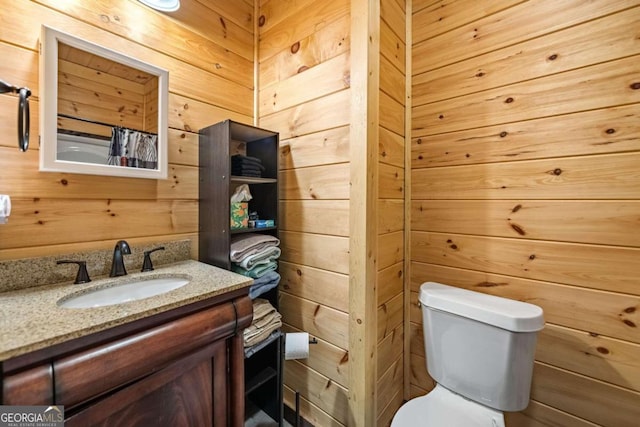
[392,282,544,427]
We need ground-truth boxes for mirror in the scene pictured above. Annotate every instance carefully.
[40,26,168,179]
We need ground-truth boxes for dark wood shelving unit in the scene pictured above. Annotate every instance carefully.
[198,119,283,426]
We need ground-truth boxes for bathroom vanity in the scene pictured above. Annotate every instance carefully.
[0,260,252,427]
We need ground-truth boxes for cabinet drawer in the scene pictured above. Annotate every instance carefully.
[54,298,247,409]
[2,364,54,405]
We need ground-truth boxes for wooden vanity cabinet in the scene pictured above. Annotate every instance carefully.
[1,289,252,427]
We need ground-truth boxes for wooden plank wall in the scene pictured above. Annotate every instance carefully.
[376,0,406,426]
[0,0,254,260]
[410,1,640,426]
[257,0,352,425]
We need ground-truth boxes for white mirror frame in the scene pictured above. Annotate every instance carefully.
[40,26,169,179]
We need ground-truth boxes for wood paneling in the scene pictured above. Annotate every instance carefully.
[412,231,640,296]
[279,293,349,349]
[279,163,350,200]
[412,200,640,247]
[0,198,196,250]
[259,51,350,114]
[378,231,404,271]
[279,261,349,313]
[411,2,640,425]
[412,0,525,44]
[279,200,349,236]
[0,2,252,261]
[283,360,349,425]
[378,200,404,234]
[413,153,640,200]
[279,126,350,170]
[410,263,640,345]
[378,163,404,199]
[411,105,640,168]
[413,7,640,104]
[260,14,350,89]
[531,363,640,427]
[377,323,403,380]
[282,324,349,388]
[260,89,351,140]
[258,2,353,424]
[279,231,350,275]
[283,385,345,427]
[37,0,254,87]
[412,0,634,75]
[379,127,404,168]
[258,0,349,62]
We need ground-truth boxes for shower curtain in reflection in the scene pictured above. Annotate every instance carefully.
[108,127,158,169]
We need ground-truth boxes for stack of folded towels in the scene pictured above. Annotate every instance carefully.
[243,298,282,350]
[232,233,283,353]
[230,233,281,299]
[231,154,265,178]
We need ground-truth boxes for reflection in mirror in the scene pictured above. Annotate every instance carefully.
[40,26,168,179]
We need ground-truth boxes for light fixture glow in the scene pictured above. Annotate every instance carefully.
[138,0,180,12]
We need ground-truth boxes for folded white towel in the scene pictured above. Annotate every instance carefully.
[237,246,281,270]
[230,233,280,262]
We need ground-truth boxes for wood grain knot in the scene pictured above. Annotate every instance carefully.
[511,204,522,213]
[596,347,609,355]
[258,15,266,26]
[438,114,444,119]
[60,179,68,186]
[505,97,514,104]
[553,168,562,175]
[499,131,508,138]
[510,223,526,235]
[630,82,640,90]
[624,307,636,313]
[529,254,536,260]
[623,319,636,328]
[417,138,422,144]
[340,352,349,364]
[291,42,300,54]
[605,128,615,134]
[547,54,558,61]
[476,282,507,288]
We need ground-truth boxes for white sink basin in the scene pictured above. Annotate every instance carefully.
[58,276,190,309]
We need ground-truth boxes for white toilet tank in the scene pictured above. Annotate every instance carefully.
[420,282,544,412]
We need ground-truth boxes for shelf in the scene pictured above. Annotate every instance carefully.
[231,175,277,184]
[199,120,282,426]
[245,366,278,395]
[231,226,277,235]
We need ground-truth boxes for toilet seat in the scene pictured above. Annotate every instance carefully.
[391,384,506,427]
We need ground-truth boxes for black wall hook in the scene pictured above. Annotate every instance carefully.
[0,80,31,152]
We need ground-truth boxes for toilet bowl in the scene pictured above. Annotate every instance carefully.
[391,384,504,427]
[391,282,544,426]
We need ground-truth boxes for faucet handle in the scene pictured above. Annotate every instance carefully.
[57,260,91,284]
[141,246,165,272]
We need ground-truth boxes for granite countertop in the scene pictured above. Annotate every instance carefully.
[0,260,252,362]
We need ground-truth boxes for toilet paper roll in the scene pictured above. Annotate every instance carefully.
[0,195,11,224]
[285,332,309,360]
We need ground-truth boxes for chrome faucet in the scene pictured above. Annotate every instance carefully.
[110,240,131,277]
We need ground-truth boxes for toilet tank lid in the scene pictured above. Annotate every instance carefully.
[419,282,544,332]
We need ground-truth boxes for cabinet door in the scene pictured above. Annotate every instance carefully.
[65,341,228,427]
